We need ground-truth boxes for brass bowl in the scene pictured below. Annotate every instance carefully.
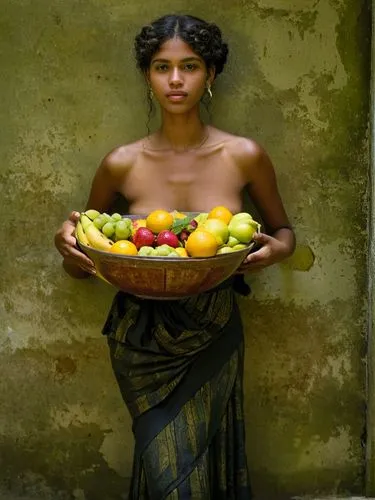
[78,213,254,300]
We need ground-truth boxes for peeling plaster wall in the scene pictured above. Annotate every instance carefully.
[0,1,370,499]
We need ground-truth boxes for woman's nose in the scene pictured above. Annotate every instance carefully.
[169,67,183,86]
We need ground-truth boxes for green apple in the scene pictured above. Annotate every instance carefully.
[229,222,257,244]
[232,244,248,251]
[201,218,229,246]
[216,246,235,255]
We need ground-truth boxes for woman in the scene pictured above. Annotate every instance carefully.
[55,14,295,499]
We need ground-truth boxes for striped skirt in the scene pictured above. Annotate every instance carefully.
[103,279,252,499]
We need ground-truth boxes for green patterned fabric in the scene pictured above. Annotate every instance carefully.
[103,280,252,499]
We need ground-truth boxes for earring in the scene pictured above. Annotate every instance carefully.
[206,85,213,99]
[149,86,154,99]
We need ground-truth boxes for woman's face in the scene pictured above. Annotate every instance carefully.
[148,37,214,113]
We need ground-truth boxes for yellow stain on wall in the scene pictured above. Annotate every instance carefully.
[281,244,315,272]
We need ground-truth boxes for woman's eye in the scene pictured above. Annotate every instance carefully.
[184,63,197,71]
[156,64,168,72]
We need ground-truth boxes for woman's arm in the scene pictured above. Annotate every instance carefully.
[236,139,296,272]
[55,147,131,278]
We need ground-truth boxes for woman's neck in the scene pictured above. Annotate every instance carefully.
[156,108,208,152]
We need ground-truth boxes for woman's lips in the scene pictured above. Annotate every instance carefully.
[166,92,188,102]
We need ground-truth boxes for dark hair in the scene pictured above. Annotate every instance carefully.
[134,14,229,77]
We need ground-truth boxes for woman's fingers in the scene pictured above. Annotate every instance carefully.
[64,248,96,274]
[236,238,271,272]
[54,211,96,275]
[64,257,96,275]
[68,211,81,223]
[252,232,271,245]
[236,261,264,273]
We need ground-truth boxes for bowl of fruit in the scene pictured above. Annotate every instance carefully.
[75,207,260,299]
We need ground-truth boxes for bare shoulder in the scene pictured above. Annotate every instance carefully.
[211,128,271,180]
[225,134,266,164]
[100,139,145,178]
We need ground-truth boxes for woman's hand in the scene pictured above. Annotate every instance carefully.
[237,229,294,273]
[54,211,96,277]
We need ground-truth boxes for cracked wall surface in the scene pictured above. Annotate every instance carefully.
[0,0,370,499]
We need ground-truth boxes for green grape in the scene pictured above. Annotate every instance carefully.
[102,221,115,238]
[166,250,179,257]
[111,213,122,222]
[155,245,173,256]
[102,213,112,223]
[93,214,107,230]
[138,246,154,256]
[115,220,131,240]
[122,217,132,228]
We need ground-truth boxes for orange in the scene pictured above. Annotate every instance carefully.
[185,230,218,258]
[175,247,189,258]
[146,210,174,233]
[109,240,138,255]
[208,206,233,225]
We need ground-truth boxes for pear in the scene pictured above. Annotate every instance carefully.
[227,236,240,247]
[229,212,253,229]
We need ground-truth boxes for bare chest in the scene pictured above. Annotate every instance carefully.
[120,149,246,213]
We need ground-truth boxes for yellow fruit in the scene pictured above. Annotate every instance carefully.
[146,210,174,233]
[80,214,113,251]
[208,206,233,225]
[175,247,189,258]
[201,218,229,246]
[171,210,187,220]
[109,240,138,255]
[185,230,218,258]
[131,218,147,236]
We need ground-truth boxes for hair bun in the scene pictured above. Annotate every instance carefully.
[134,15,229,76]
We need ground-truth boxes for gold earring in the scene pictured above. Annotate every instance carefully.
[149,87,154,99]
[207,85,213,99]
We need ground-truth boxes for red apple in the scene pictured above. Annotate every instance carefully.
[156,230,180,248]
[133,227,155,250]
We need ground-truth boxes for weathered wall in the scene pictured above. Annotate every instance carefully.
[0,1,370,499]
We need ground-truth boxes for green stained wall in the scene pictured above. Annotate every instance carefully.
[0,1,370,499]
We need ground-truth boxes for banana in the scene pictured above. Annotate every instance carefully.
[84,209,101,221]
[80,214,113,251]
[75,221,90,246]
